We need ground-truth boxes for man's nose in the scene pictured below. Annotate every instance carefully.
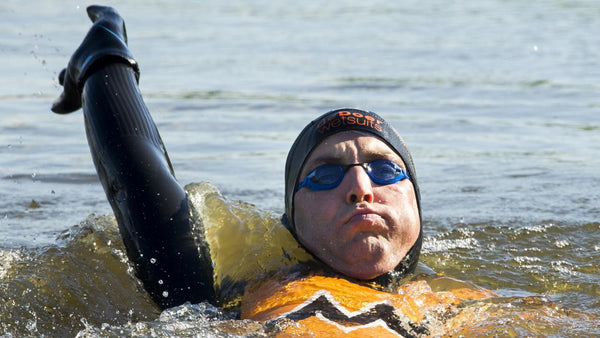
[344,166,374,204]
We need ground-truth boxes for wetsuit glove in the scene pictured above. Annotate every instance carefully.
[52,5,139,114]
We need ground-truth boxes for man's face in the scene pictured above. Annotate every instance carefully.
[293,131,420,280]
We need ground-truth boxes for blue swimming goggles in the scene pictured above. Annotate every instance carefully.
[296,159,410,191]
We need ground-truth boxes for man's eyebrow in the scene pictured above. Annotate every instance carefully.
[307,149,401,166]
[307,154,343,165]
[361,149,400,161]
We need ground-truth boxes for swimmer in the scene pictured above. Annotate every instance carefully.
[52,5,422,311]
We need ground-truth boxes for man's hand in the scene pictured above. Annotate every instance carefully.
[52,5,139,114]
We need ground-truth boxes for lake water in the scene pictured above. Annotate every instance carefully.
[1,0,599,336]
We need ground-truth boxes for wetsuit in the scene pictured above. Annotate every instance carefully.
[52,5,422,311]
[50,6,214,308]
[81,63,215,308]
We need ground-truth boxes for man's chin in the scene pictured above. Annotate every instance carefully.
[341,265,389,280]
[337,238,394,277]
[335,255,395,280]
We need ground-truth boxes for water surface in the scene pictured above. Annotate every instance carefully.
[1,0,599,335]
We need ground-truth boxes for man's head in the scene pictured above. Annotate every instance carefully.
[284,108,422,280]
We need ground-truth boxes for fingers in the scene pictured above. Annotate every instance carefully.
[86,5,117,23]
[51,5,135,115]
[86,5,128,44]
[51,95,80,114]
[51,93,74,114]
[51,93,66,114]
[51,94,82,114]
[51,69,80,114]
[58,68,66,86]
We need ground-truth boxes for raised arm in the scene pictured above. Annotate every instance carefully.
[52,5,215,308]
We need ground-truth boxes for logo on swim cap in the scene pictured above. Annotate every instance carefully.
[316,110,384,135]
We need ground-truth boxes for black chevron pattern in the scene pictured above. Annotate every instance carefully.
[277,291,430,337]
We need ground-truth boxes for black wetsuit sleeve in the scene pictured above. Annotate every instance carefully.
[81,63,215,308]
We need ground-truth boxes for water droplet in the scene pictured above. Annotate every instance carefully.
[162,291,169,297]
[150,258,157,264]
[158,279,164,285]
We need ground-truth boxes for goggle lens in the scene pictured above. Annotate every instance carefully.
[297,159,409,191]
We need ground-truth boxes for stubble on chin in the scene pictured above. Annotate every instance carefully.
[343,235,394,271]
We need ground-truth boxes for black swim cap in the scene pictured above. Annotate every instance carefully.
[283,108,422,277]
